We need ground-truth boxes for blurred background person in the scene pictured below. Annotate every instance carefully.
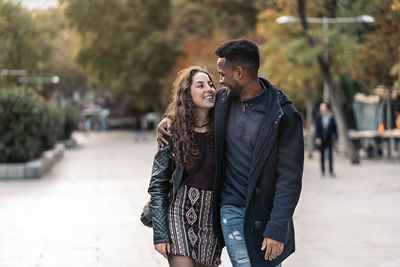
[315,102,338,177]
[84,119,91,136]
[394,110,400,151]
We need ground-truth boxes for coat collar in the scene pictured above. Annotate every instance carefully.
[214,79,283,156]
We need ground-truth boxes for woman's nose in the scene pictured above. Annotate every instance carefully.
[206,84,215,93]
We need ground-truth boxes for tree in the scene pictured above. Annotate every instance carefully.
[296,0,360,163]
[0,0,52,85]
[62,0,179,111]
[256,6,323,158]
[171,0,264,38]
[33,7,89,97]
[391,47,400,91]
[350,0,400,90]
[160,0,270,110]
[202,0,260,37]
[257,7,323,108]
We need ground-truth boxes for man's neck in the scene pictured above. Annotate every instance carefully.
[240,78,262,101]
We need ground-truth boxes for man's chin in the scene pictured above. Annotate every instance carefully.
[227,89,241,99]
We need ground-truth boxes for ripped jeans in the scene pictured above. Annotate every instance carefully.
[220,205,282,267]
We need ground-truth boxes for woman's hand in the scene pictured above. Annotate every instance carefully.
[157,118,172,147]
[154,242,171,259]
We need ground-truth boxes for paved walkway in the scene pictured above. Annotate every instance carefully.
[0,131,399,267]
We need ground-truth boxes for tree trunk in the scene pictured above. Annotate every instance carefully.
[386,87,392,158]
[320,61,360,163]
[297,0,360,164]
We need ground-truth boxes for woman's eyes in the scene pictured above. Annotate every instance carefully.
[196,83,214,88]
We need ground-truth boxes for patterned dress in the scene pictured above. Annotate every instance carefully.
[167,132,222,266]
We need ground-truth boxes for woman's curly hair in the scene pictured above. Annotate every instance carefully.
[165,66,215,170]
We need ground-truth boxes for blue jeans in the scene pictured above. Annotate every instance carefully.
[220,205,282,267]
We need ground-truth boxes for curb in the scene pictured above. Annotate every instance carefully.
[0,143,65,179]
[64,138,77,149]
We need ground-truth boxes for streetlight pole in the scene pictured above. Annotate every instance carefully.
[0,69,27,76]
[18,76,60,103]
[276,15,375,102]
[0,69,27,87]
[18,76,60,89]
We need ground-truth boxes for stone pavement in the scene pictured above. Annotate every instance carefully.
[0,131,399,267]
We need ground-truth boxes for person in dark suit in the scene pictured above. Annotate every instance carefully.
[157,39,304,267]
[315,102,338,177]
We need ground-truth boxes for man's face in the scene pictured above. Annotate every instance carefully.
[217,57,243,98]
[320,103,328,115]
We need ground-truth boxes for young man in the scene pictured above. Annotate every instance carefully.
[157,39,304,267]
[314,102,337,177]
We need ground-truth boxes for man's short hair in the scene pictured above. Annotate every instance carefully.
[214,39,260,71]
[324,102,331,111]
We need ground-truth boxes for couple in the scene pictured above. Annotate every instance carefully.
[147,39,304,267]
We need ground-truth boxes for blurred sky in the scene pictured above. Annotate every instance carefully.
[11,0,59,10]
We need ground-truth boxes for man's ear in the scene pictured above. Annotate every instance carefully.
[234,66,244,80]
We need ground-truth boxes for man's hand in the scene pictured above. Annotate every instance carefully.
[315,138,321,147]
[261,237,284,261]
[154,242,171,259]
[156,118,172,147]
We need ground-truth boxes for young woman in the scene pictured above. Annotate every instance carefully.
[148,66,222,267]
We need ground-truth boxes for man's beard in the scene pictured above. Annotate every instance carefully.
[227,80,244,99]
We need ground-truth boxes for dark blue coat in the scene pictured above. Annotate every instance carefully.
[315,114,338,146]
[211,78,304,266]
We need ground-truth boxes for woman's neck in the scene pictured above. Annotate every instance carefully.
[194,108,210,132]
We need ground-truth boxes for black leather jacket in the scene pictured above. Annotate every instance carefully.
[147,137,183,244]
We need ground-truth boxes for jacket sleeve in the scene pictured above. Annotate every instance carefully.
[332,116,338,141]
[148,137,173,244]
[315,116,322,139]
[263,106,304,243]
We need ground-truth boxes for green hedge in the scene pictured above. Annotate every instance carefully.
[60,105,80,140]
[0,87,79,163]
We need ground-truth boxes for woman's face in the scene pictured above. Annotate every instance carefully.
[190,72,216,110]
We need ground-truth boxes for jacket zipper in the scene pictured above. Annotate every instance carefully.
[236,101,248,137]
